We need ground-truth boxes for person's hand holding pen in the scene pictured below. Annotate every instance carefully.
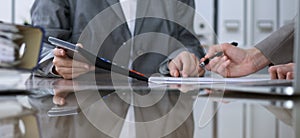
[200,42,269,77]
[52,43,95,79]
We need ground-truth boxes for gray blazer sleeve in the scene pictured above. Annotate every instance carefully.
[31,0,72,77]
[255,22,294,65]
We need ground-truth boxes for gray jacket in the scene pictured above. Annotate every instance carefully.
[31,0,205,77]
[255,22,294,65]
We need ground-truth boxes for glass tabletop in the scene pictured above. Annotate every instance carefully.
[0,73,297,138]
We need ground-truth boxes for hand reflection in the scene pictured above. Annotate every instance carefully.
[52,79,77,106]
[201,89,230,104]
[169,84,198,93]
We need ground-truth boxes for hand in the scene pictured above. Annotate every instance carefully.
[202,43,269,77]
[168,51,205,77]
[268,63,294,80]
[169,84,197,93]
[52,79,76,105]
[52,44,95,79]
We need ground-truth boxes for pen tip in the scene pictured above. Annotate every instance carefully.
[204,59,210,64]
[231,42,238,46]
[199,62,205,68]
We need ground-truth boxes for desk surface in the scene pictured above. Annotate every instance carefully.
[1,73,298,138]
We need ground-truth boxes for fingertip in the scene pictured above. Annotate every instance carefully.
[53,96,65,106]
[174,70,179,77]
[60,98,65,105]
[287,72,294,80]
[54,48,65,56]
[182,73,188,78]
[200,57,205,62]
[169,70,174,77]
[60,50,65,55]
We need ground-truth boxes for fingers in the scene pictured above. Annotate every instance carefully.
[53,48,67,57]
[286,72,294,80]
[198,67,205,77]
[53,91,69,105]
[168,51,202,77]
[54,66,91,79]
[268,63,294,80]
[181,52,199,77]
[277,68,286,79]
[268,66,278,79]
[52,48,94,79]
[205,44,222,59]
[53,56,91,69]
[53,95,66,105]
[203,43,229,71]
[168,59,181,77]
[208,56,231,77]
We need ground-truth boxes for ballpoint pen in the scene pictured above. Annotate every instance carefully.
[199,42,238,68]
[48,37,148,82]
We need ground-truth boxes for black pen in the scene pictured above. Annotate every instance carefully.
[199,42,238,68]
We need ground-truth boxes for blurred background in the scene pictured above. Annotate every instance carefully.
[0,0,297,47]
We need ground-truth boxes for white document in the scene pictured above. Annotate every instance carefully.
[149,76,270,84]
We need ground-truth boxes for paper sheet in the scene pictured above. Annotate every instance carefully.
[149,76,270,84]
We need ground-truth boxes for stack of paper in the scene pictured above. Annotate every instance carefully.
[0,23,23,67]
[149,76,270,84]
[0,69,21,90]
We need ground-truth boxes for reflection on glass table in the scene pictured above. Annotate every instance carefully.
[22,73,298,137]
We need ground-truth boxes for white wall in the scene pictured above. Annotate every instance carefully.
[0,0,34,24]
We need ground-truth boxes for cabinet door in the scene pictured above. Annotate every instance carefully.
[0,0,12,23]
[279,0,297,27]
[279,121,294,138]
[248,105,276,138]
[218,103,244,138]
[218,0,245,45]
[252,0,277,44]
[193,97,214,138]
[194,0,215,45]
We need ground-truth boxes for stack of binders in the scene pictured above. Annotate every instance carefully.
[0,22,44,71]
[0,23,23,67]
[0,22,44,92]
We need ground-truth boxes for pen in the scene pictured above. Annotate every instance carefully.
[79,48,149,82]
[199,42,238,68]
[48,37,148,82]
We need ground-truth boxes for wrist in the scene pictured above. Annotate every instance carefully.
[249,48,270,72]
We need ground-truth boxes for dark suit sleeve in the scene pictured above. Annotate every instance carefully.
[31,0,72,77]
[159,0,205,75]
[175,0,205,58]
[255,22,295,65]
